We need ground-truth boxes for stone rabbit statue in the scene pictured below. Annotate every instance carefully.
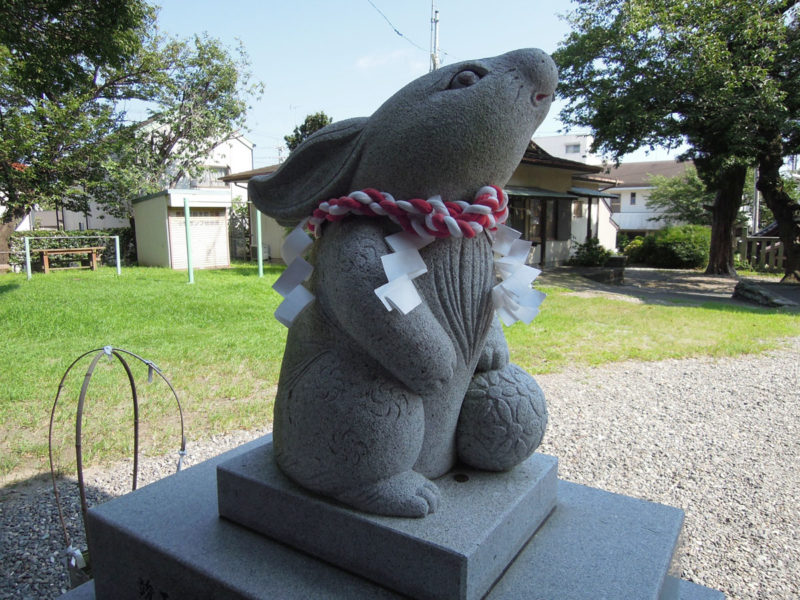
[249,48,556,517]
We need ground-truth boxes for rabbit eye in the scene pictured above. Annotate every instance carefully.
[449,69,482,89]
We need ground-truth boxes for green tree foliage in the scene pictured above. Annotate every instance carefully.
[646,167,715,227]
[554,0,800,277]
[284,111,333,152]
[0,0,263,251]
[0,0,159,252]
[0,0,155,100]
[124,34,263,196]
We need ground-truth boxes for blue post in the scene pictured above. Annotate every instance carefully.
[114,236,122,275]
[255,204,264,278]
[24,237,31,280]
[184,199,194,284]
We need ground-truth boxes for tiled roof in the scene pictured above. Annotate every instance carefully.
[603,160,692,188]
[220,164,280,182]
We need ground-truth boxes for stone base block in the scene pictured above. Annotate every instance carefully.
[62,434,725,600]
[217,441,558,600]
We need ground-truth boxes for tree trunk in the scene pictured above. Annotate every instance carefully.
[0,205,26,266]
[705,164,747,276]
[757,141,800,283]
[0,220,17,266]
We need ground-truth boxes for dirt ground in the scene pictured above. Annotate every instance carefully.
[538,266,800,309]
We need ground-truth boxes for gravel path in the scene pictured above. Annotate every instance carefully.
[1,338,799,599]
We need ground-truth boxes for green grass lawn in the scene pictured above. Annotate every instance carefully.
[506,285,800,372]
[1,263,287,479]
[1,263,798,481]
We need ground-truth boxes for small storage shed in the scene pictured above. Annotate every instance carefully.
[132,189,233,269]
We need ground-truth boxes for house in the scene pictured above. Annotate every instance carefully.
[16,201,130,232]
[601,160,693,237]
[225,141,620,268]
[130,132,254,270]
[533,135,699,239]
[506,142,618,265]
[0,134,253,269]
[170,134,254,196]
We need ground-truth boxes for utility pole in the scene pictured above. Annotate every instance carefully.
[430,2,440,72]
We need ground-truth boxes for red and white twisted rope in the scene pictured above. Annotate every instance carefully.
[271,184,543,328]
[307,185,509,239]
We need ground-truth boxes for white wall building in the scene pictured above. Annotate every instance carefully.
[602,160,693,236]
[532,134,604,166]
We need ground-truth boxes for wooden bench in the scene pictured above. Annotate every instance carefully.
[33,246,105,274]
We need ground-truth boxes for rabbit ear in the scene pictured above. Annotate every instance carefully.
[248,117,367,226]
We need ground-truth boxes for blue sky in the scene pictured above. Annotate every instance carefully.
[152,1,674,166]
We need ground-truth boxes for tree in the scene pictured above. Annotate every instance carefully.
[646,167,715,227]
[284,111,333,152]
[0,0,263,254]
[754,9,800,281]
[120,34,263,198]
[0,0,160,254]
[554,0,800,277]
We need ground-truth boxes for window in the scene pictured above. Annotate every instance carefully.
[507,203,527,235]
[630,192,637,205]
[565,143,581,154]
[505,196,561,242]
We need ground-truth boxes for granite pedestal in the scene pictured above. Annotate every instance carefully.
[217,441,557,600]
[61,435,724,600]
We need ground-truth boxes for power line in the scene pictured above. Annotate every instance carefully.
[365,0,428,54]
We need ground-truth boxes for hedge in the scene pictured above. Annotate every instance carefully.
[623,225,711,269]
[9,228,136,269]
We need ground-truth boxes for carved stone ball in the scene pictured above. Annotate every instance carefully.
[457,364,548,471]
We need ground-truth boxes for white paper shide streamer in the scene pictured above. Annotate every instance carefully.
[273,223,314,327]
[490,224,545,325]
[372,222,545,325]
[374,230,435,314]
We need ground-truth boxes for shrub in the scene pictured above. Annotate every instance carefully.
[9,228,136,268]
[623,226,710,269]
[616,231,634,252]
[622,236,646,263]
[569,237,612,266]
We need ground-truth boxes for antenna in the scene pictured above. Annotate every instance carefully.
[430,2,440,71]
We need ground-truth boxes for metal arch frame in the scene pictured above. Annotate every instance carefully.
[48,346,186,555]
